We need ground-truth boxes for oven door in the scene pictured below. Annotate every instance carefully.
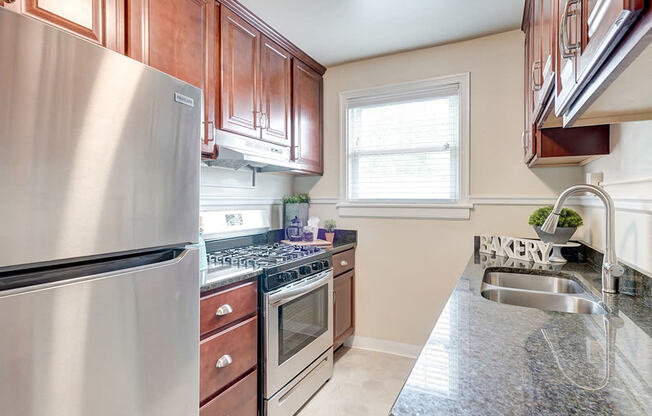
[264,269,333,397]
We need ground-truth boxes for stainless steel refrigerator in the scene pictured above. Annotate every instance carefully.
[0,8,201,416]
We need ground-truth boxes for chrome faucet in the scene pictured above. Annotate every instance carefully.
[541,184,624,293]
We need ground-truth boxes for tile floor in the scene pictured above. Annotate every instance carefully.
[297,347,416,416]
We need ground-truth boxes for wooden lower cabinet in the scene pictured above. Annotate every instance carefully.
[200,280,257,336]
[200,370,257,416]
[332,248,355,348]
[334,270,354,348]
[199,279,258,413]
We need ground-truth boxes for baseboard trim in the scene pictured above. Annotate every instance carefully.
[344,335,421,359]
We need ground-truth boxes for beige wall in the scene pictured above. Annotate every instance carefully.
[578,120,652,275]
[295,30,583,350]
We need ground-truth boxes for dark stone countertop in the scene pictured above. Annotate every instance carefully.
[329,241,357,254]
[200,267,261,295]
[390,252,652,416]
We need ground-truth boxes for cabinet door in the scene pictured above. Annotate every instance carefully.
[3,0,125,52]
[220,7,260,139]
[537,0,556,107]
[333,270,354,347]
[128,0,216,156]
[292,60,323,174]
[555,0,581,116]
[524,3,536,164]
[260,35,291,146]
[577,0,644,80]
[531,0,544,107]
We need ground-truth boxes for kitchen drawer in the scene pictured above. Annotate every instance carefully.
[200,316,258,403]
[200,280,257,336]
[200,370,257,416]
[333,249,355,276]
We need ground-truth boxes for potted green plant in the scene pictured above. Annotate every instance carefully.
[283,193,310,228]
[324,219,336,243]
[529,205,583,244]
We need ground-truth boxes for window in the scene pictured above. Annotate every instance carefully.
[339,74,470,219]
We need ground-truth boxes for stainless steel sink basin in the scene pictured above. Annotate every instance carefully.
[483,271,584,294]
[481,288,607,315]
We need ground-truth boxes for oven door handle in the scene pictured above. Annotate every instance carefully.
[269,270,332,307]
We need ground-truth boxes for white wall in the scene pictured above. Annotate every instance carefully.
[578,120,652,275]
[200,166,292,229]
[295,30,583,352]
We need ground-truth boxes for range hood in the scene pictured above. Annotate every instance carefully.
[204,129,296,172]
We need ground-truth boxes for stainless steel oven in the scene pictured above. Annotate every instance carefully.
[263,268,334,415]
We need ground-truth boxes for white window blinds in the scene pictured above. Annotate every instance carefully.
[346,83,461,202]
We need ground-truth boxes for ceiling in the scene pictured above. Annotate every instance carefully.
[238,0,524,67]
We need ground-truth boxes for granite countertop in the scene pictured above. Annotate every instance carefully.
[390,252,652,416]
[329,241,357,254]
[200,266,261,294]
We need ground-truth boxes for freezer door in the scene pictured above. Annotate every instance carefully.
[0,248,199,416]
[0,8,201,269]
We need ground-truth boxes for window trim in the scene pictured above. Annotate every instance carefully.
[338,73,470,219]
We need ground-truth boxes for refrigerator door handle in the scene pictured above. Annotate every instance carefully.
[1,248,196,296]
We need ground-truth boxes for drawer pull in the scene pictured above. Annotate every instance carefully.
[215,354,233,369]
[215,304,233,316]
[340,260,348,267]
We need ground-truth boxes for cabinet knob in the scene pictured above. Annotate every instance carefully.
[215,354,233,369]
[215,304,233,316]
[340,260,348,267]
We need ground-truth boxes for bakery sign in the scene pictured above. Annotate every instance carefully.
[479,234,553,264]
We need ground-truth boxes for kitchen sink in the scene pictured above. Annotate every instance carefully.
[481,288,607,315]
[483,271,584,294]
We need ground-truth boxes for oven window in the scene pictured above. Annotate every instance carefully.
[278,284,328,365]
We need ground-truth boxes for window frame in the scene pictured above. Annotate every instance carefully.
[338,73,471,219]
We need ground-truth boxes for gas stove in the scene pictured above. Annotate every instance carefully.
[207,243,323,270]
[206,242,332,292]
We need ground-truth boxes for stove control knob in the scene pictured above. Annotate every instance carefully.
[321,260,330,269]
[299,266,311,275]
[311,262,323,271]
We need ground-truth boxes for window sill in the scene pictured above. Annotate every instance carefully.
[335,202,472,219]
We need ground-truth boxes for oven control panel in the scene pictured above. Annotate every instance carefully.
[265,257,332,292]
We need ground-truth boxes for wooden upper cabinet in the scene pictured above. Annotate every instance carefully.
[260,35,292,146]
[537,0,556,107]
[556,0,644,116]
[3,0,125,52]
[524,1,536,163]
[555,0,580,116]
[292,60,323,174]
[220,7,260,139]
[577,0,644,79]
[127,0,217,156]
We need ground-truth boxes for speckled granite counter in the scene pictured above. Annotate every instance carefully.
[329,241,356,254]
[200,267,261,294]
[390,252,652,416]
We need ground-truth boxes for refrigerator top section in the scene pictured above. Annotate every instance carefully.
[0,9,201,269]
